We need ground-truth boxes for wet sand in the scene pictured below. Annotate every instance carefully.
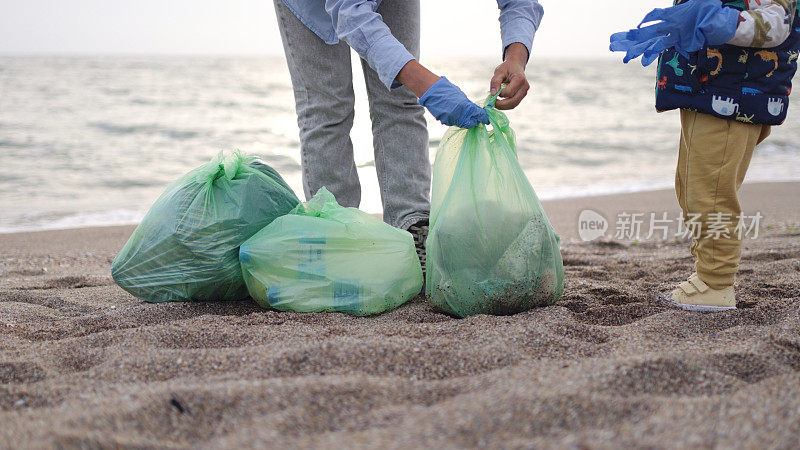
[1,182,799,448]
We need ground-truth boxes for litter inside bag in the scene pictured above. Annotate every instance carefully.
[111,151,300,303]
[239,187,423,316]
[426,94,565,317]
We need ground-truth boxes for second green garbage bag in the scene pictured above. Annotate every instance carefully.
[239,187,423,316]
[426,94,565,317]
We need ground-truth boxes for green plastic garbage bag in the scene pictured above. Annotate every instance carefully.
[426,93,565,317]
[239,187,423,316]
[111,151,300,303]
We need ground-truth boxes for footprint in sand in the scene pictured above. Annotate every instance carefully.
[16,276,113,291]
[0,361,47,384]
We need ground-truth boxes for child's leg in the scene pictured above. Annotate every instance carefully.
[274,0,361,207]
[360,0,430,230]
[675,110,771,290]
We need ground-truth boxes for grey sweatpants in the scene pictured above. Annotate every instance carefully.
[274,0,431,230]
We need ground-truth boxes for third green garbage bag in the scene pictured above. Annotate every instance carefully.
[239,187,423,316]
[426,94,565,317]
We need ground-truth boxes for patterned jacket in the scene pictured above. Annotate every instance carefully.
[655,0,800,125]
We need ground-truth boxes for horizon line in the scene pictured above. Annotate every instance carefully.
[0,51,620,60]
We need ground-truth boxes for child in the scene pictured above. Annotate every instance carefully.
[612,0,800,310]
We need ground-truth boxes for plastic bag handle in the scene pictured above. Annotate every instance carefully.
[484,84,506,109]
[481,90,516,156]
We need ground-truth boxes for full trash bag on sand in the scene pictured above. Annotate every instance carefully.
[239,187,423,316]
[426,93,565,317]
[112,152,300,303]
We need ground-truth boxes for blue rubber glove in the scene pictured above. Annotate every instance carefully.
[419,77,489,129]
[609,0,740,66]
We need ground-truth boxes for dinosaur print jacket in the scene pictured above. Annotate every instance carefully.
[655,0,800,125]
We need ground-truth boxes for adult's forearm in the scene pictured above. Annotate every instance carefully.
[504,43,529,65]
[396,60,441,98]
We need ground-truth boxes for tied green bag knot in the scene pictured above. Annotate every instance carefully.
[197,151,253,182]
[426,92,565,318]
[289,185,340,217]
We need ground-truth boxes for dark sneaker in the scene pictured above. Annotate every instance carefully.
[407,219,428,279]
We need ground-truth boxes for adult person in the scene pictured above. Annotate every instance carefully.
[273,0,543,273]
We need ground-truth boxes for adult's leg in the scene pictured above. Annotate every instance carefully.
[360,0,430,229]
[274,0,361,206]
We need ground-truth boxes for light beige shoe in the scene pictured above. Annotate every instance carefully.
[666,273,736,312]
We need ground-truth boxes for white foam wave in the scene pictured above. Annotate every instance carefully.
[0,209,144,234]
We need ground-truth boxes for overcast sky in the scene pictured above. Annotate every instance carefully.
[0,0,667,58]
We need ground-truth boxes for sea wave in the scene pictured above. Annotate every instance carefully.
[1,56,798,234]
[0,209,144,234]
[88,122,203,139]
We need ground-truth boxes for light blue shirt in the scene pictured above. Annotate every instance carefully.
[281,0,544,90]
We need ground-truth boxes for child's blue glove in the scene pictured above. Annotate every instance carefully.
[609,0,740,66]
[419,77,489,129]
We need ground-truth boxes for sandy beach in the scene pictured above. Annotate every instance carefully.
[1,182,799,449]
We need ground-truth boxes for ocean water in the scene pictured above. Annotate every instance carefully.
[1,55,798,233]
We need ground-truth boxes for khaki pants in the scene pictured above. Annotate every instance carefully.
[676,110,771,290]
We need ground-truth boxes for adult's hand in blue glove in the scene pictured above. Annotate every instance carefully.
[609,0,740,66]
[419,77,489,129]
